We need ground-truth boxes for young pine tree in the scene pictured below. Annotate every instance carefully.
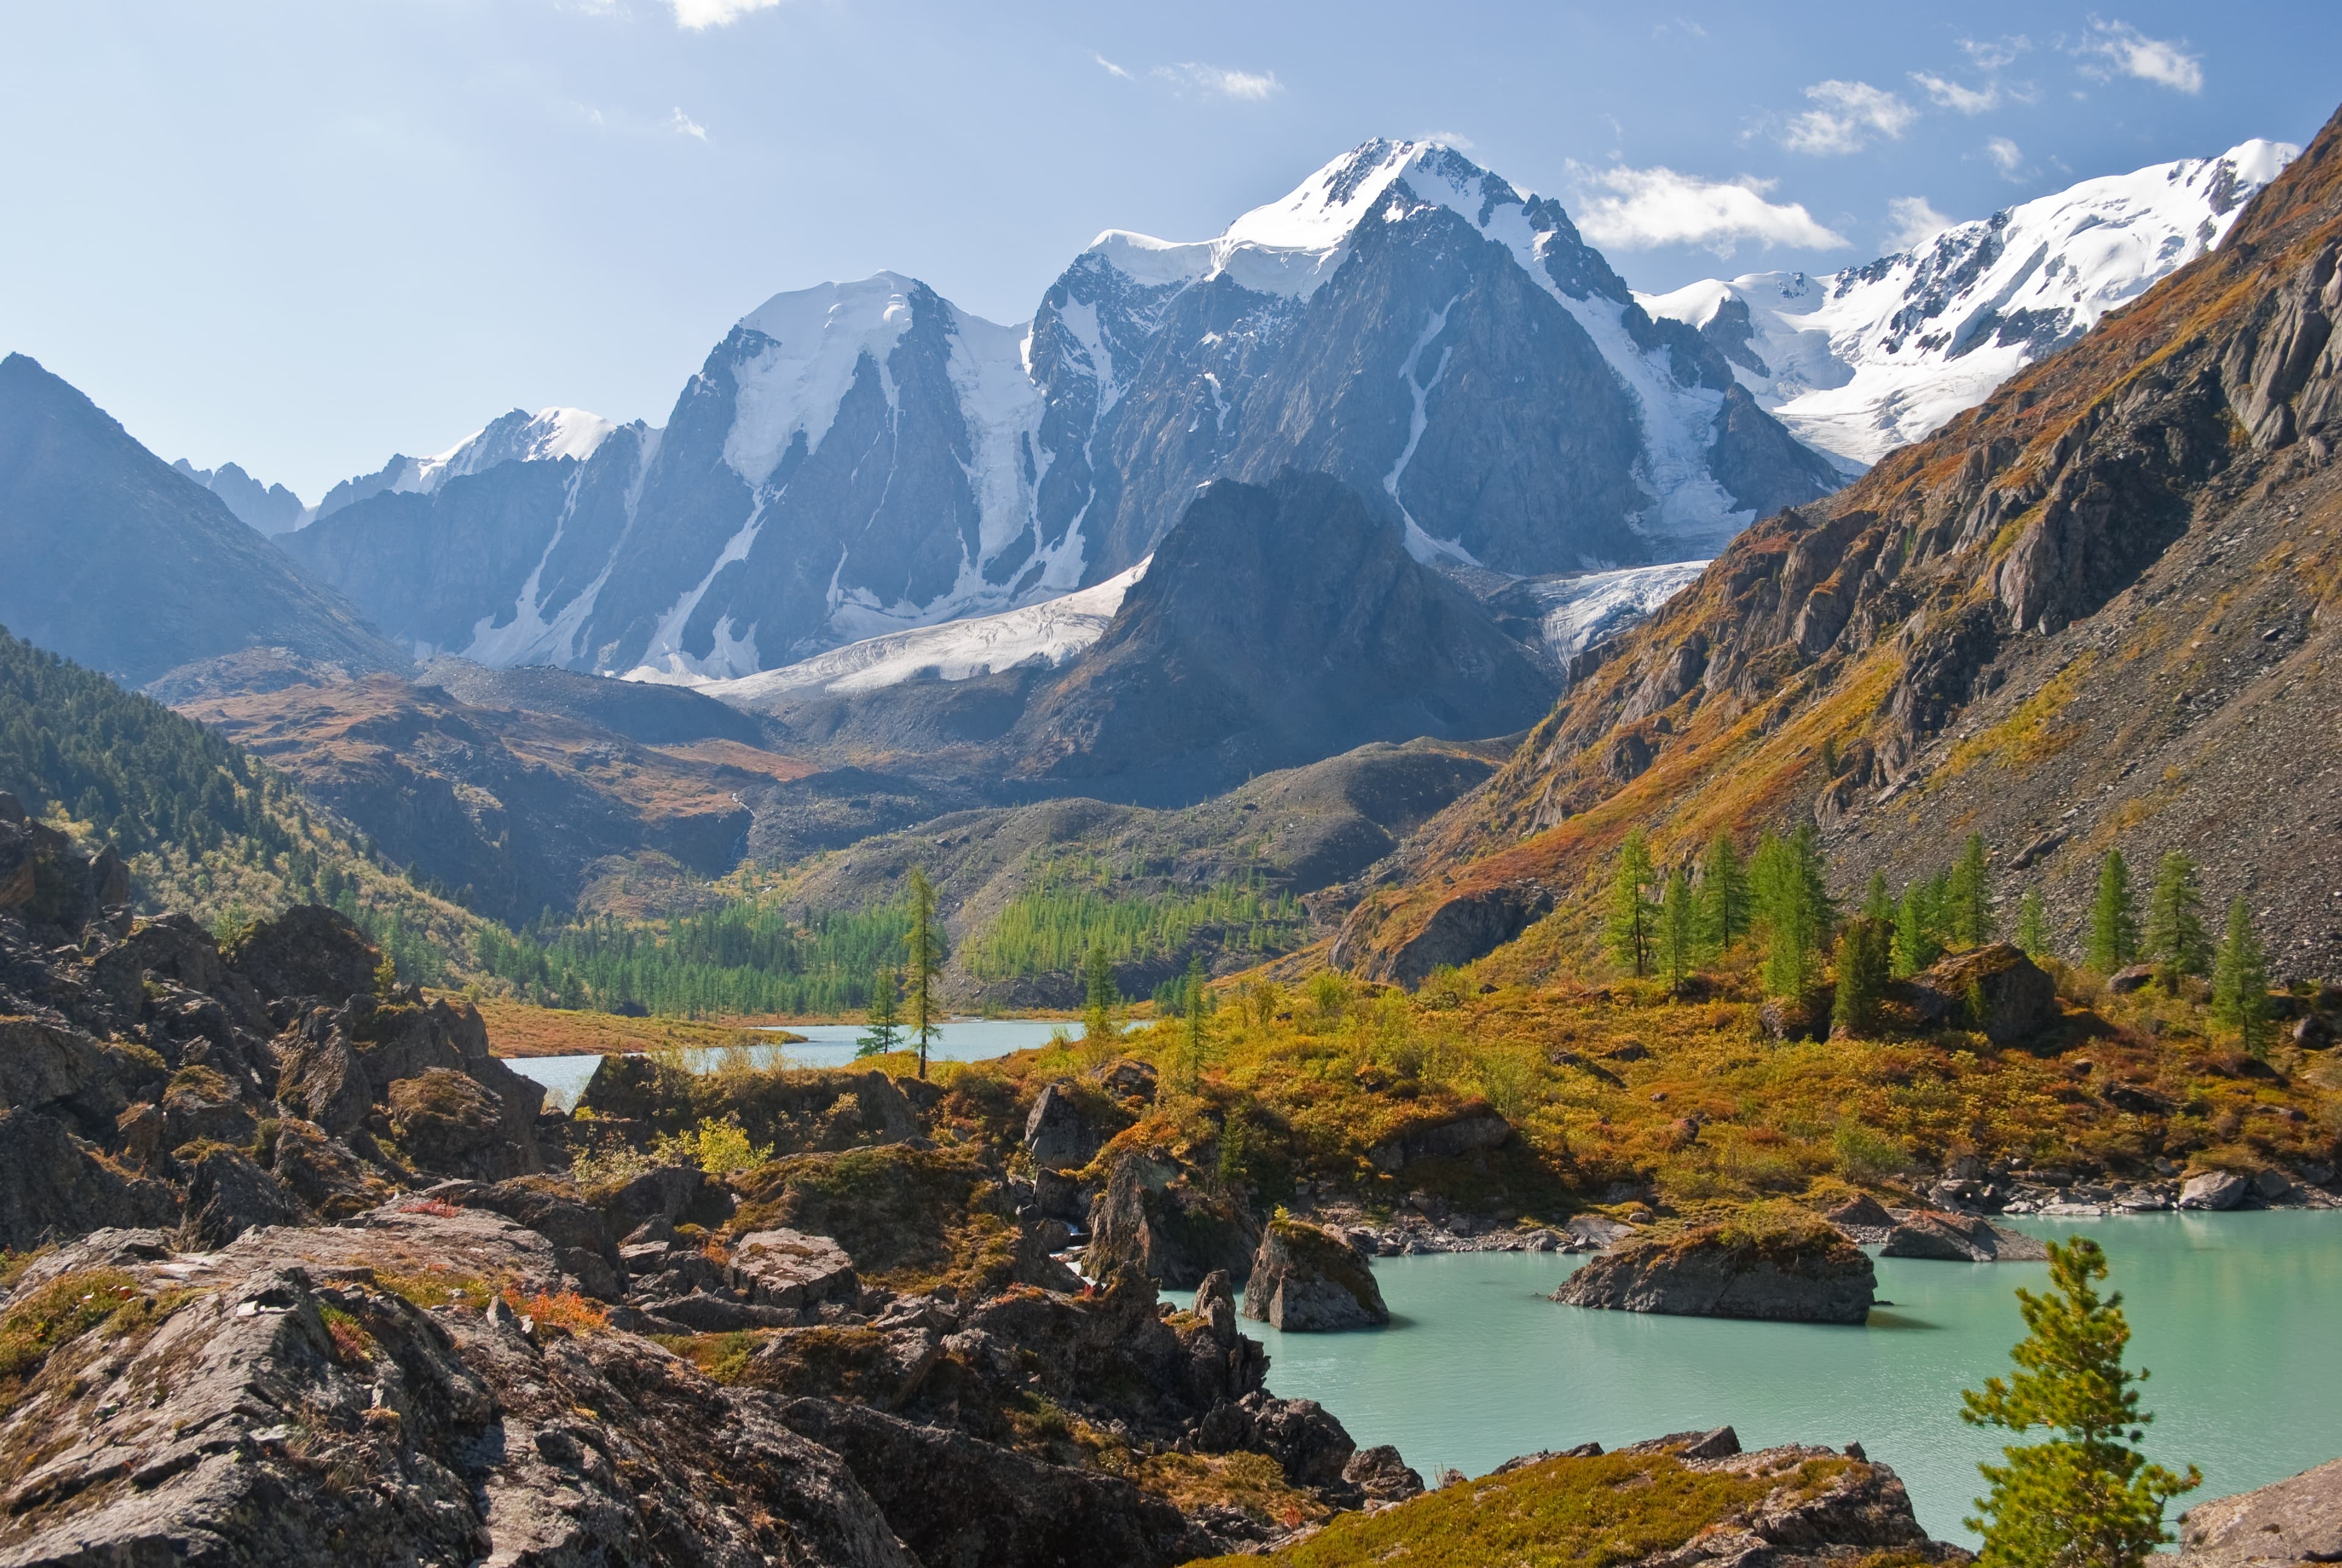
[1083,942,1122,1046]
[2209,897,2272,1059]
[856,965,902,1058]
[1655,864,1696,997]
[1961,1237,2198,1568]
[1950,833,1994,947]
[2015,890,2050,961]
[1696,831,1750,961]
[903,867,943,1079]
[1830,915,1892,1036]
[2086,851,2139,973]
[2142,853,2211,991]
[1605,830,1659,978]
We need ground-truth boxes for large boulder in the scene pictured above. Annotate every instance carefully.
[1906,943,2058,1045]
[1880,1210,2048,1262]
[1084,1152,1259,1289]
[1194,1389,1358,1489]
[1367,1104,1513,1172]
[226,903,380,1008]
[1241,1219,1389,1331]
[387,1068,533,1181]
[728,1228,859,1309]
[2180,1170,2252,1211]
[2179,1456,2342,1567]
[179,1145,305,1248]
[1023,1081,1110,1169]
[1554,1209,1874,1325]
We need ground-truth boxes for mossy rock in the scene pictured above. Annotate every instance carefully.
[1241,1219,1388,1331]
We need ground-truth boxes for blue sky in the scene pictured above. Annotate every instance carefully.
[3,1,2335,499]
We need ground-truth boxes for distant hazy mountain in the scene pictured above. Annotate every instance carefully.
[283,140,1840,680]
[1639,140,2297,469]
[0,354,407,688]
[170,458,312,535]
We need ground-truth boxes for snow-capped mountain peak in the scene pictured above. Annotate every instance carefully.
[312,405,619,520]
[1639,138,2299,468]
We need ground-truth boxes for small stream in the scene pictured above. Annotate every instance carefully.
[1170,1212,2342,1545]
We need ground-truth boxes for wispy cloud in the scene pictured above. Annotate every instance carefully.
[1886,196,1953,251]
[1153,62,1282,100]
[1781,80,1916,156]
[1091,52,1133,81]
[2072,17,2203,94]
[668,0,782,28]
[1413,129,1475,151]
[1651,17,1707,40]
[1570,164,1848,256]
[669,107,708,141]
[1985,136,2027,178]
[1911,71,1998,114]
[1960,35,2032,71]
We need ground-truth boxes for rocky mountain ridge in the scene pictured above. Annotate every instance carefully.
[1334,101,2342,985]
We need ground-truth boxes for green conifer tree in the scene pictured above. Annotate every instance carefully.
[2016,890,2050,961]
[1179,954,1208,1092]
[1605,829,1658,978]
[1894,880,1943,977]
[1951,833,1993,947]
[1083,942,1121,1045]
[2143,853,2210,991]
[1753,826,1832,998]
[2086,852,2139,973]
[1831,915,1891,1036]
[904,867,943,1078]
[1962,1237,2198,1568]
[856,965,901,1058]
[1656,864,1696,997]
[1696,830,1750,961]
[2209,896,2272,1059]
[1863,870,1893,922]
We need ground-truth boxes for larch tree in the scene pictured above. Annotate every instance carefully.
[904,867,943,1079]
[1696,830,1750,960]
[1961,1237,2197,1568]
[1830,915,1892,1036]
[2209,896,2272,1059]
[1951,833,1993,947]
[1083,942,1121,1045]
[2143,853,2210,990]
[2015,890,2050,961]
[1656,864,1696,997]
[856,964,901,1058]
[2086,851,2139,973]
[1605,829,1659,978]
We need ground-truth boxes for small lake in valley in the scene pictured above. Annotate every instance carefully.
[503,1018,1070,1106]
[1172,1212,2342,1546]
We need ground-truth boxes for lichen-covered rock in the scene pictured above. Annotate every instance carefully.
[2179,1455,2342,1567]
[179,1144,304,1247]
[1085,1151,1259,1288]
[728,1228,858,1308]
[1023,1080,1111,1169]
[1880,1210,2048,1262]
[1344,1444,1425,1503]
[1907,943,2058,1045]
[224,902,380,1009]
[1555,1209,1875,1325]
[1242,1219,1389,1331]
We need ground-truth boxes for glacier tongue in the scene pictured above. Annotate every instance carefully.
[1639,139,2300,468]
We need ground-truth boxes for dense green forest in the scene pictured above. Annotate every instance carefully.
[964,857,1305,980]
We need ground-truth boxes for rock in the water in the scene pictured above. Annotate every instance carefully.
[1241,1218,1390,1331]
[728,1227,858,1308]
[1880,1210,2047,1262]
[1193,1268,1238,1347]
[1344,1444,1425,1502]
[2179,1455,2342,1567]
[2180,1170,2251,1211]
[1554,1209,1874,1325]
[1366,1104,1513,1171]
[1907,943,2059,1045]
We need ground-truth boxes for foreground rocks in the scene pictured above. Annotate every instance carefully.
[1554,1211,1875,1325]
[1242,1219,1391,1331]
[2179,1456,2342,1567]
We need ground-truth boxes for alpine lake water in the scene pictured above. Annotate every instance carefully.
[1170,1212,2342,1545]
[504,1039,2337,1545]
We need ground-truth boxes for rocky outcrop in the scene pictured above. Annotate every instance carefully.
[728,1228,858,1309]
[1555,1213,1875,1325]
[1879,1210,2049,1262]
[1025,1080,1112,1168]
[1367,1104,1513,1171]
[1905,944,2059,1046]
[2179,1456,2342,1567]
[2181,1170,2253,1211]
[1084,1151,1260,1289]
[1241,1219,1390,1331]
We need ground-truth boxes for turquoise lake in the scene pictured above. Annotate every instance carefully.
[1175,1212,2341,1545]
[504,1018,1071,1106]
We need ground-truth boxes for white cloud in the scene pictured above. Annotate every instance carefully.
[1413,129,1475,151]
[1986,136,2026,177]
[1092,52,1133,81]
[1960,35,2032,71]
[1886,196,1953,250]
[1911,71,1999,114]
[1153,62,1283,100]
[2074,18,2203,94]
[1570,164,1849,256]
[669,107,708,141]
[1782,80,1916,156]
[670,0,782,26]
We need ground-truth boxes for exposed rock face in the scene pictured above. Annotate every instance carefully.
[1333,103,2342,984]
[1367,1104,1513,1170]
[1879,1210,2049,1262]
[1343,1444,1426,1503]
[1555,1216,1875,1325]
[1906,945,2059,1046]
[1242,1219,1391,1331]
[2179,1456,2342,1568]
[2181,1170,2253,1211]
[1084,1151,1261,1288]
[1025,1080,1111,1168]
